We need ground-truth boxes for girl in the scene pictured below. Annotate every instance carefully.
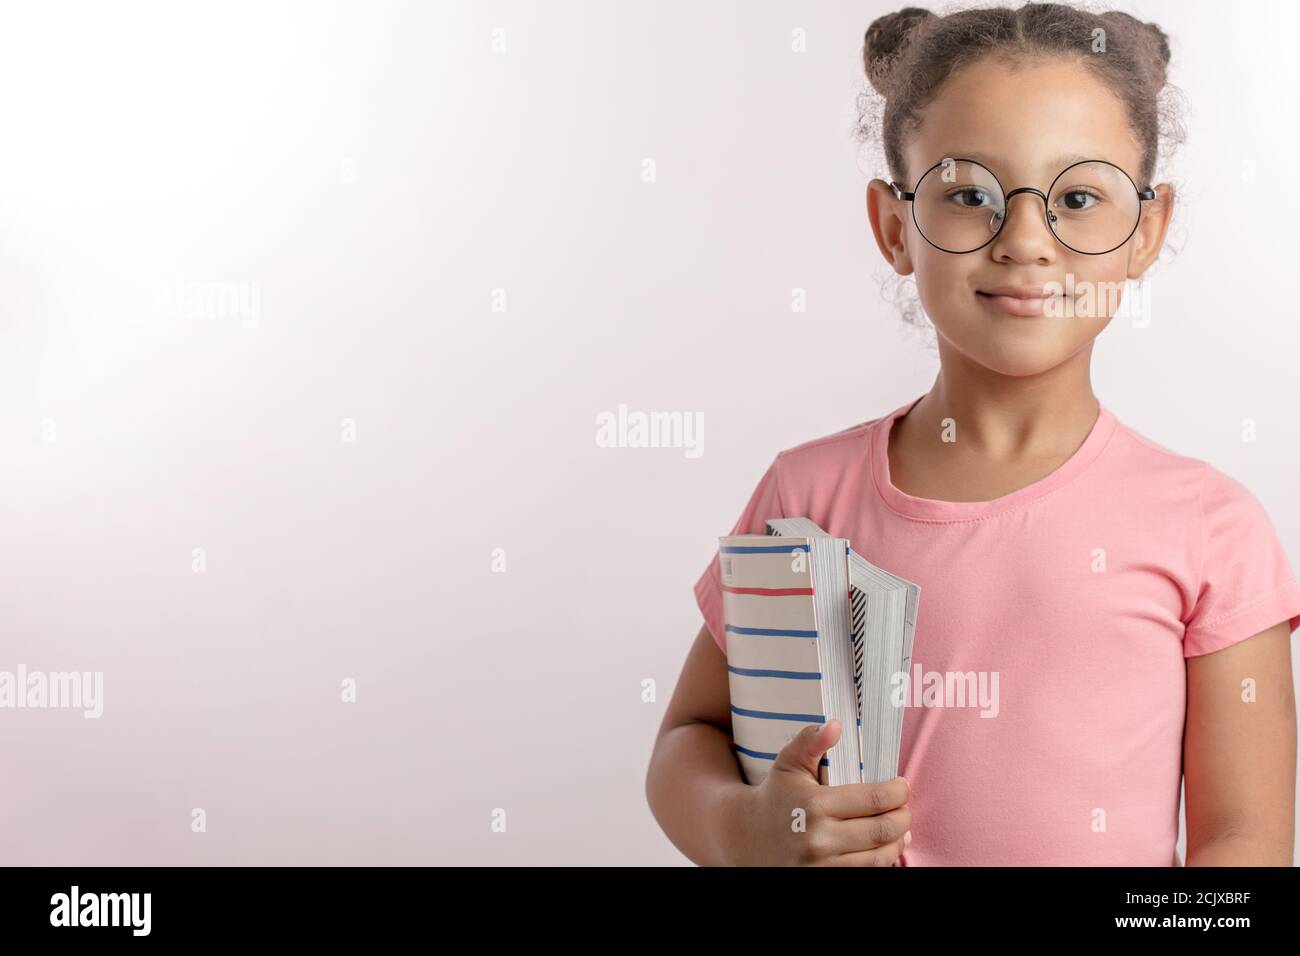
[645,2,1300,866]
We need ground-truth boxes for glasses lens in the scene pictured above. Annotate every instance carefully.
[911,160,1005,253]
[1047,162,1141,254]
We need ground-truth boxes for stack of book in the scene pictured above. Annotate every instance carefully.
[718,517,920,786]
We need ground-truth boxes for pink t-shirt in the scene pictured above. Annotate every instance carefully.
[694,393,1300,866]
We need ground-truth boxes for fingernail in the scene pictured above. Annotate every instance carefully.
[903,830,912,847]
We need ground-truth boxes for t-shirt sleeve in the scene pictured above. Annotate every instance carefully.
[693,455,786,656]
[1182,466,1300,658]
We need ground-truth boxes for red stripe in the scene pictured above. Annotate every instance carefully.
[722,585,814,596]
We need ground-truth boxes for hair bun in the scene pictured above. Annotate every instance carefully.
[1141,21,1171,88]
[863,7,935,98]
[1099,10,1171,88]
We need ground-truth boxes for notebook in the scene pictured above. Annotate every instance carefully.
[717,517,921,787]
[718,528,861,786]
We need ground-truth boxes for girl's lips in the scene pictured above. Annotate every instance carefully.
[976,290,1059,317]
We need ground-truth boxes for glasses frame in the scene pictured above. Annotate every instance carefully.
[889,157,1158,256]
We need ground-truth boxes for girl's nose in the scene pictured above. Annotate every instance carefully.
[989,192,1057,260]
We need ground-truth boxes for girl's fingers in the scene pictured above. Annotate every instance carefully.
[820,806,912,856]
[770,721,841,781]
[892,830,910,865]
[819,845,902,867]
[816,776,910,819]
[828,830,909,867]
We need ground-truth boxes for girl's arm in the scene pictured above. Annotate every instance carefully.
[644,623,751,866]
[1183,620,1296,865]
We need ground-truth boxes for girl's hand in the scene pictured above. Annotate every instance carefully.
[728,719,912,866]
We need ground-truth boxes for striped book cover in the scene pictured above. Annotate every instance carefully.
[718,534,862,787]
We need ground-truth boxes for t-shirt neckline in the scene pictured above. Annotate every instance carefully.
[869,393,1118,521]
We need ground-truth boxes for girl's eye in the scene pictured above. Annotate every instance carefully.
[948,188,994,209]
[1058,189,1101,211]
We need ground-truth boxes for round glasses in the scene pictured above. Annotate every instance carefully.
[889,158,1156,255]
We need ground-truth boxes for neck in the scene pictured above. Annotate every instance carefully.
[907,338,1100,460]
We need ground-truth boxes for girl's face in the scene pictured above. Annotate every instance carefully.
[867,56,1174,377]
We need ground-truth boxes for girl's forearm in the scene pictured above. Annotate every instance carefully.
[646,720,751,866]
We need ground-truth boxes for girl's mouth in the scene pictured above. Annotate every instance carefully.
[976,290,1062,317]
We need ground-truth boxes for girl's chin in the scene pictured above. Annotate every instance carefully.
[941,333,1079,376]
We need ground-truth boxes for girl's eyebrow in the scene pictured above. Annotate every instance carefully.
[942,150,1097,171]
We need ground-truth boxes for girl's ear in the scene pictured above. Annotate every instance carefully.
[866,178,915,276]
[1127,182,1175,280]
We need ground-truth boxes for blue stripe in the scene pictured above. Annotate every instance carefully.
[734,744,830,767]
[727,665,822,680]
[731,705,825,723]
[725,624,817,638]
[721,544,810,554]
